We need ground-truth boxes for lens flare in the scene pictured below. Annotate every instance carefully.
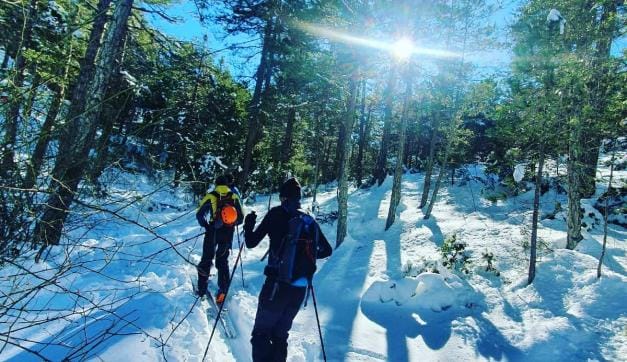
[390,38,414,60]
[294,21,459,60]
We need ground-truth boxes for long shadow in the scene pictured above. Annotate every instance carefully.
[521,253,627,360]
[420,216,445,247]
[313,233,376,361]
[360,278,523,361]
[312,181,392,361]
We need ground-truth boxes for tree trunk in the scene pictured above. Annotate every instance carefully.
[1,0,38,179]
[24,92,62,189]
[240,18,274,189]
[597,146,615,279]
[373,68,396,186]
[89,30,131,183]
[280,107,296,164]
[355,79,370,187]
[567,118,584,250]
[528,146,546,285]
[33,0,131,251]
[22,70,40,123]
[312,111,324,211]
[420,114,439,208]
[386,78,411,230]
[423,130,452,220]
[336,69,359,248]
[356,107,371,188]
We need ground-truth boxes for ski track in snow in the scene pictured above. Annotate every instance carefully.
[1,156,626,361]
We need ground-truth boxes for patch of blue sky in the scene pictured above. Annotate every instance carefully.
[147,1,260,81]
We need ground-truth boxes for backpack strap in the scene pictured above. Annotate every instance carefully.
[209,191,220,220]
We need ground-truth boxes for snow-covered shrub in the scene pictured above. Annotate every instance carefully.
[481,251,500,276]
[440,234,471,274]
[402,258,441,277]
[315,210,338,224]
[484,190,508,204]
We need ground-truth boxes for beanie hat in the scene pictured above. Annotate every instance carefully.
[279,178,301,199]
[215,175,228,186]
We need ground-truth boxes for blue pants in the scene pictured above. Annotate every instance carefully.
[251,279,306,362]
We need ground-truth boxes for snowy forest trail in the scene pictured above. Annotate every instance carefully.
[217,165,626,362]
[2,163,625,362]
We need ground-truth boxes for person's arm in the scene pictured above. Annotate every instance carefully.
[195,195,213,228]
[244,210,272,248]
[233,194,244,226]
[316,224,333,259]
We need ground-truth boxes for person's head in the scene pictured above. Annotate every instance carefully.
[215,175,228,186]
[279,177,301,202]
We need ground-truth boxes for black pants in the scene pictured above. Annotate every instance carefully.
[197,227,233,292]
[251,279,306,362]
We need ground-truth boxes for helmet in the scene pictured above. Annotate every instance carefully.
[220,204,238,226]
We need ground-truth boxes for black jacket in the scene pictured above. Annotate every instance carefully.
[245,205,332,274]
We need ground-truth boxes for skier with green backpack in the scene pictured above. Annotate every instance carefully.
[243,177,332,361]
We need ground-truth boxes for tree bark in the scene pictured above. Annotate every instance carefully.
[24,92,62,189]
[33,0,131,250]
[89,29,131,184]
[336,69,359,248]
[423,126,452,220]
[420,114,439,208]
[355,79,370,187]
[240,17,274,189]
[280,107,296,164]
[567,117,584,250]
[528,146,545,285]
[373,68,396,186]
[311,113,324,214]
[386,78,411,230]
[597,146,615,279]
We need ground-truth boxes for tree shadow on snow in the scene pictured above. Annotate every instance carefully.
[419,216,445,247]
[360,277,523,362]
[311,183,392,360]
[360,298,451,361]
[314,237,376,361]
[8,292,171,362]
[519,254,627,360]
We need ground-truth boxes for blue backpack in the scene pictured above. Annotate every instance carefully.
[269,211,320,284]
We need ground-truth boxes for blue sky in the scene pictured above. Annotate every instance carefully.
[148,1,260,80]
[149,1,624,81]
[148,0,521,79]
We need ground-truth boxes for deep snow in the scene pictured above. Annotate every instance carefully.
[1,153,625,361]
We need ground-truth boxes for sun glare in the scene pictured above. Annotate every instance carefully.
[390,38,414,60]
[295,21,460,60]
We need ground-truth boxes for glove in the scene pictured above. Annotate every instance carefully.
[244,212,257,232]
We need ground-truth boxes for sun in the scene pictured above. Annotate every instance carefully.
[390,37,414,60]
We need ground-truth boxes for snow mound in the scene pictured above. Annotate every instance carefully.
[362,273,479,313]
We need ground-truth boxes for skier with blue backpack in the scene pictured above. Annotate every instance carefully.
[243,177,332,362]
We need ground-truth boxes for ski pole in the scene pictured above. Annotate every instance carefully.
[203,238,245,360]
[310,283,327,362]
[236,225,245,288]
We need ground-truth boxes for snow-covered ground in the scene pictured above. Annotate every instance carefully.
[1,155,625,361]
